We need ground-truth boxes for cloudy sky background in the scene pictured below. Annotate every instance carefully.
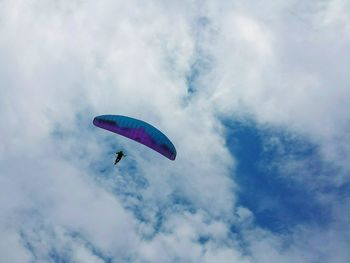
[1,0,350,262]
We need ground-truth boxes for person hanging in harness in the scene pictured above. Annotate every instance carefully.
[114,150,126,165]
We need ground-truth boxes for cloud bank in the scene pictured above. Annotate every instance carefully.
[1,0,349,262]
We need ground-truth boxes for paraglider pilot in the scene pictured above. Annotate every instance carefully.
[115,151,126,165]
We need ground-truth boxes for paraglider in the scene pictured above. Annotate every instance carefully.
[93,115,177,161]
[114,150,126,165]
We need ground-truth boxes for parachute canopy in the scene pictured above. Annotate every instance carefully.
[93,115,176,160]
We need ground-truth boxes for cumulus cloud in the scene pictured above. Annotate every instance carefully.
[1,0,349,262]
[207,0,350,173]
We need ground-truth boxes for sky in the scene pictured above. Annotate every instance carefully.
[1,0,350,262]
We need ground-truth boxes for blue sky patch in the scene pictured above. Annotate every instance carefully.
[224,119,331,233]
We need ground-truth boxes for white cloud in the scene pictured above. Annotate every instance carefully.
[207,0,350,174]
[1,0,349,262]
